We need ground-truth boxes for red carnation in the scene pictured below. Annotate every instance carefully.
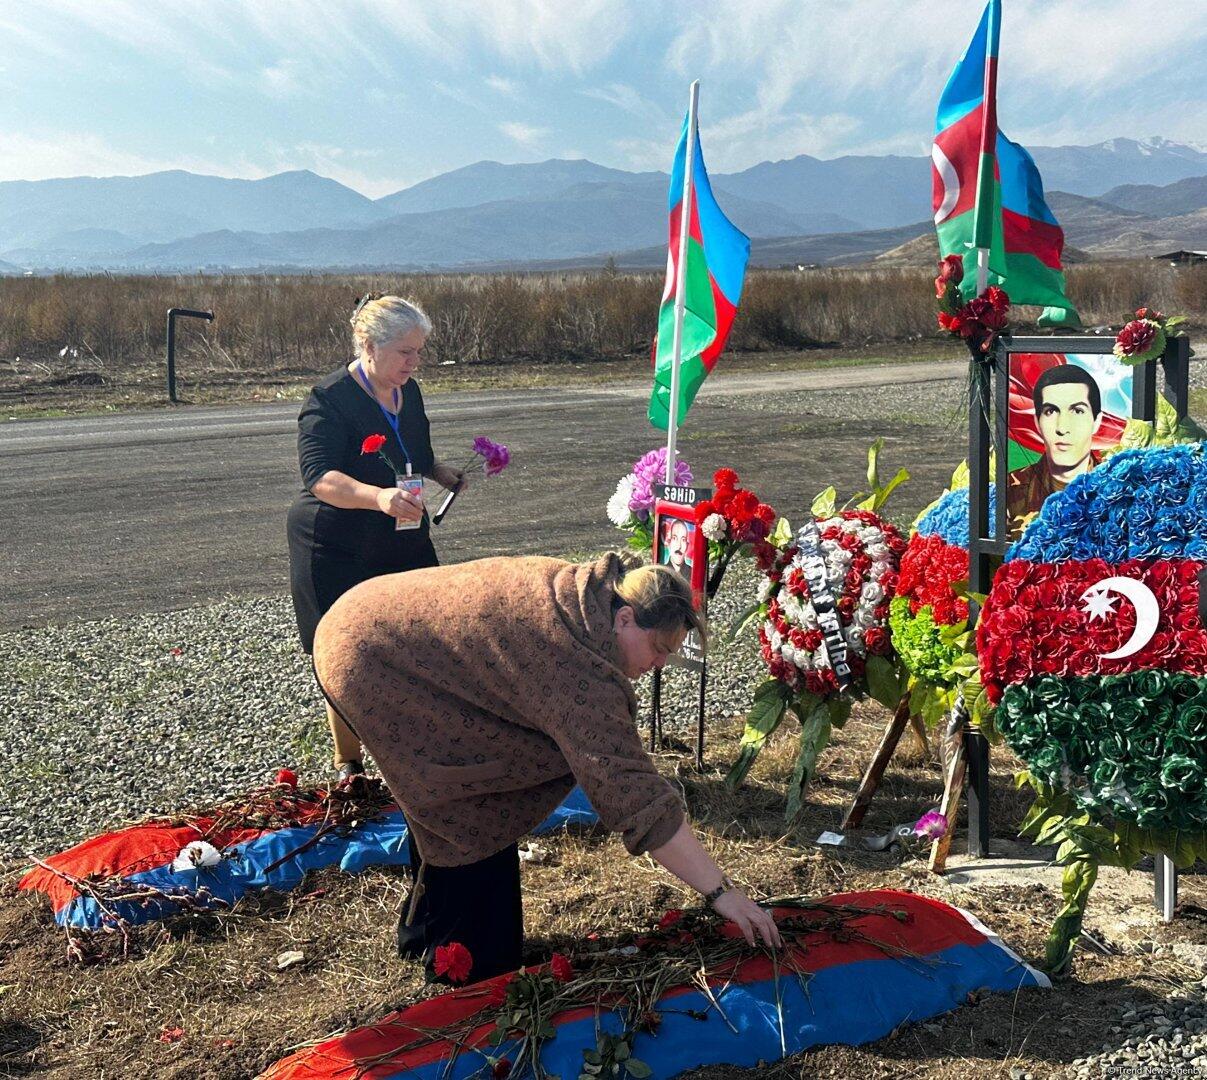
[934,254,963,298]
[274,768,298,789]
[693,499,716,524]
[713,468,739,492]
[550,953,574,982]
[492,1059,513,1079]
[1135,306,1164,321]
[361,433,387,455]
[985,285,1009,315]
[1115,318,1158,357]
[658,908,684,929]
[433,942,473,984]
[486,973,515,1006]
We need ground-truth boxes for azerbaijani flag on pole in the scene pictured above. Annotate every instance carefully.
[648,106,750,431]
[932,0,1080,327]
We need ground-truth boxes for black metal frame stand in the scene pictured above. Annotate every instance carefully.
[166,307,215,402]
[953,333,1191,871]
[649,662,708,771]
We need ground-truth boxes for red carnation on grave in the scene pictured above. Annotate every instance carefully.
[713,468,739,493]
[1135,306,1164,321]
[550,953,574,982]
[935,254,963,298]
[486,972,514,1006]
[658,908,684,930]
[433,942,473,984]
[360,433,387,455]
[274,768,298,790]
[492,1059,513,1078]
[1114,318,1158,357]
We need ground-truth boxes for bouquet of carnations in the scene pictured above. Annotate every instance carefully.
[607,448,693,552]
[934,254,1010,355]
[691,468,777,597]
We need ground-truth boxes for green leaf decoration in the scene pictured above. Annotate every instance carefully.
[725,679,794,790]
[826,695,852,729]
[770,516,793,547]
[865,654,904,712]
[626,1062,652,1079]
[785,699,832,821]
[810,486,837,518]
[1044,857,1098,973]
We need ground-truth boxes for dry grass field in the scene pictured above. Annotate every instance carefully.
[0,261,1203,415]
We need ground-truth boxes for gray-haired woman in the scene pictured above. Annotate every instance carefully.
[287,294,467,780]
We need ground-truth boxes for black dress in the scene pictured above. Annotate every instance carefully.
[287,367,439,653]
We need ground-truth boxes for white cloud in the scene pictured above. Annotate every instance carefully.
[499,122,549,149]
[259,60,306,99]
[485,74,519,95]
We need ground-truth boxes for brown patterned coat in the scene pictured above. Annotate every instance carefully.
[312,553,685,867]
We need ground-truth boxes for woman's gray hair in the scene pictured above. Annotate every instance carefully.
[350,295,432,360]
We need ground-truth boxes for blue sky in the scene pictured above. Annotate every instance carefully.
[0,0,1204,198]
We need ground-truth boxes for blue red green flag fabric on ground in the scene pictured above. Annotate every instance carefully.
[932,0,1080,328]
[648,113,750,430]
[260,890,1048,1079]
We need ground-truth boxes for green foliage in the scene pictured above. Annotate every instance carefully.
[1015,771,1207,972]
[887,596,967,692]
[865,653,908,712]
[725,679,795,791]
[851,438,910,514]
[580,1032,651,1080]
[1111,394,1206,457]
[785,698,831,821]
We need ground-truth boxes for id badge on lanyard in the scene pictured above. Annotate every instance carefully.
[395,466,425,532]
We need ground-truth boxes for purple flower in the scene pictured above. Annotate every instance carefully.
[628,448,692,518]
[912,810,948,840]
[472,436,511,477]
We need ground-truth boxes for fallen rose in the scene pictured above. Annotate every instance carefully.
[550,952,574,982]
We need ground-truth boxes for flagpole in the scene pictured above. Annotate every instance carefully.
[664,79,700,487]
[972,0,1001,296]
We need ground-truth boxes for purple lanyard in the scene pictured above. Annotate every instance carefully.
[355,362,410,466]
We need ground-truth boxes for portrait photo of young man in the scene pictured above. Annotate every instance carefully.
[1006,363,1103,538]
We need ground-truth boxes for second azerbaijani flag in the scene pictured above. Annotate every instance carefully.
[648,110,750,430]
[932,0,1080,327]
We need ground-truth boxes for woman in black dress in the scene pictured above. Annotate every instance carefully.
[287,294,466,779]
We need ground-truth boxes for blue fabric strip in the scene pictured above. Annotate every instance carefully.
[367,939,1046,1079]
[61,787,598,929]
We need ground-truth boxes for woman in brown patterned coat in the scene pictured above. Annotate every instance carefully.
[313,551,781,981]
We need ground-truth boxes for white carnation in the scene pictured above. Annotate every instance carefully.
[858,526,883,545]
[607,474,636,528]
[172,840,222,873]
[701,513,727,542]
[794,648,813,670]
[757,576,775,603]
[780,642,796,665]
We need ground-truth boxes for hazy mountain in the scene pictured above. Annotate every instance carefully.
[0,169,388,252]
[1027,138,1207,197]
[715,154,932,230]
[376,159,658,215]
[4,136,1206,271]
[114,178,855,271]
[1100,175,1207,218]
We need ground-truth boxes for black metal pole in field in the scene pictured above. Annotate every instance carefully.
[166,307,215,403]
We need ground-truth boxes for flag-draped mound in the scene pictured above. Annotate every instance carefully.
[932,0,1079,327]
[259,889,1048,1080]
[19,787,598,930]
[648,112,750,431]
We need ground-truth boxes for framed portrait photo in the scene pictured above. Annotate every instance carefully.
[1005,351,1135,541]
[653,499,707,611]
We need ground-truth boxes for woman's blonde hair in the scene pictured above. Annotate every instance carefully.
[350,294,432,361]
[613,552,707,643]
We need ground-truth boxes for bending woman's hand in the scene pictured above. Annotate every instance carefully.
[711,888,782,949]
[375,485,424,523]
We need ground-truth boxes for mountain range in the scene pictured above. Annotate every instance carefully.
[1,137,1205,273]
